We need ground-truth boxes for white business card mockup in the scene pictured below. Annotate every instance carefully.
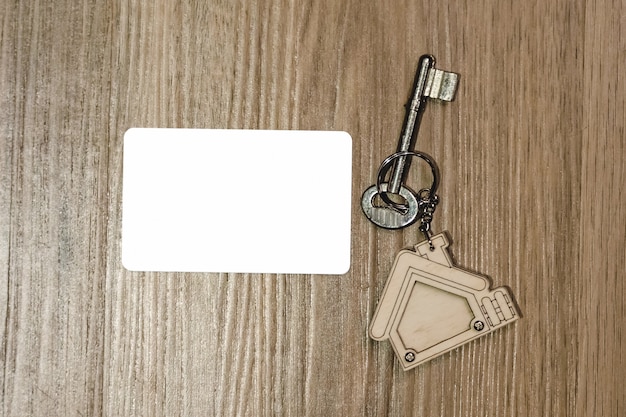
[122,128,352,274]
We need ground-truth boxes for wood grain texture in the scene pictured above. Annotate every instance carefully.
[1,0,624,416]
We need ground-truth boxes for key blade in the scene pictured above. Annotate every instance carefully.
[424,68,459,101]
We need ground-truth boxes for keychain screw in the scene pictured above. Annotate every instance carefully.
[473,321,485,331]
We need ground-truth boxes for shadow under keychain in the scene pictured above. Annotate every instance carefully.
[362,55,520,370]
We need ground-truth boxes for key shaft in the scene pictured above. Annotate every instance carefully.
[388,55,435,194]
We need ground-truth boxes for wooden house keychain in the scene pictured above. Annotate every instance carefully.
[361,55,520,370]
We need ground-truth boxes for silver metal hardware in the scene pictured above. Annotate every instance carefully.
[361,183,420,230]
[424,68,459,101]
[361,54,458,234]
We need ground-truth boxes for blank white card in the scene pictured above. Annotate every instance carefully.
[122,129,352,274]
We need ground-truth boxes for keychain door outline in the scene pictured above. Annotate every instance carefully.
[369,233,519,370]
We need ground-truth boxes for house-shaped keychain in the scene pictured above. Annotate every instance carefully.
[369,233,520,370]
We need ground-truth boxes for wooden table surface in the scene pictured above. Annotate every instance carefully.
[1,0,624,416]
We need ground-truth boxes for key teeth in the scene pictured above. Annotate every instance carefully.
[424,68,459,101]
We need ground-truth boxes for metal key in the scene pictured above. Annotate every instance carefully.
[361,54,459,229]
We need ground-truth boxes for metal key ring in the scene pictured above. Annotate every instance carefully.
[376,151,440,210]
